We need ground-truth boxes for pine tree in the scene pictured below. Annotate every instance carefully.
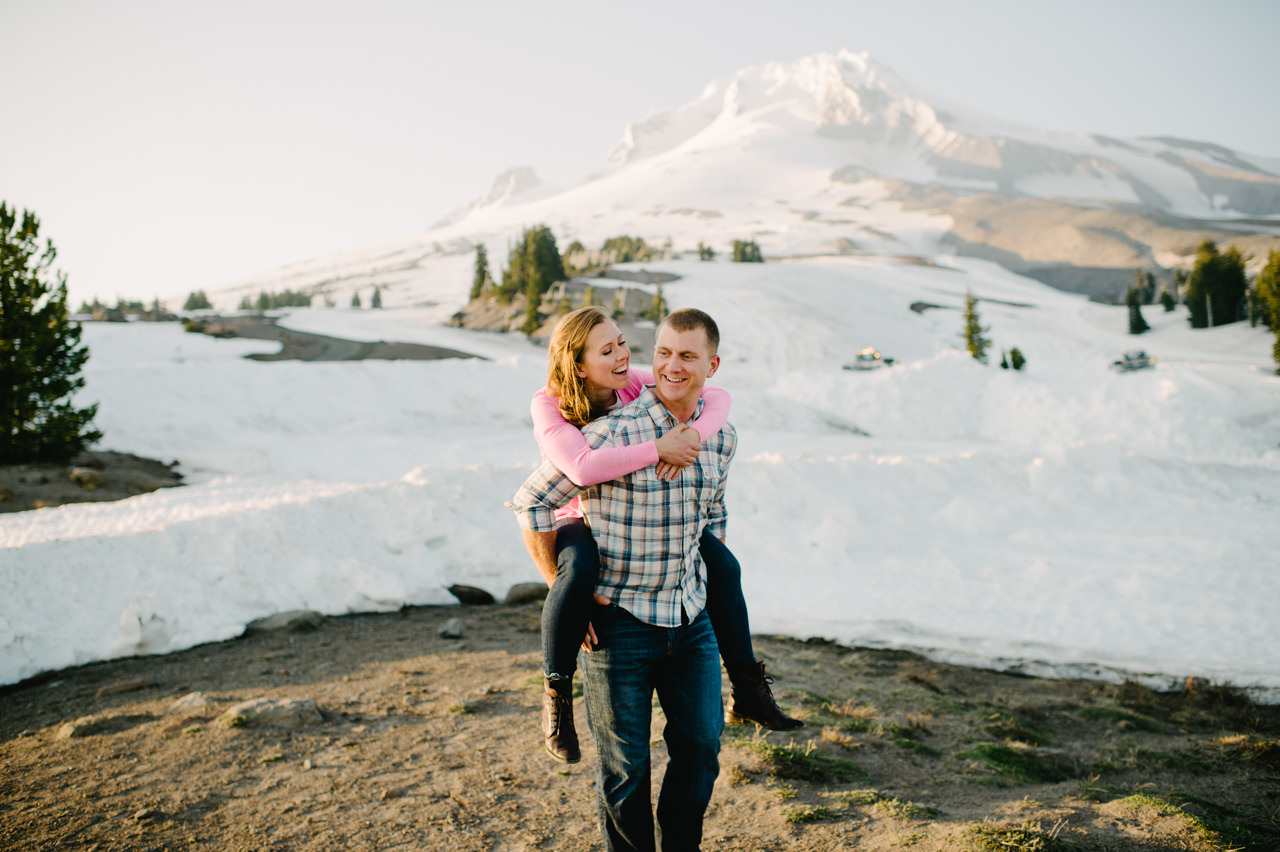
[644,284,668,322]
[963,289,990,363]
[1126,284,1150,334]
[697,242,716,261]
[238,295,253,311]
[1,203,102,463]
[370,286,382,309]
[732,240,763,263]
[350,290,362,308]
[1255,249,1280,373]
[999,349,1009,369]
[471,244,491,301]
[1159,286,1176,313]
[1187,240,1249,328]
[183,290,213,311]
[1009,347,1026,371]
[520,281,543,335]
[499,225,565,305]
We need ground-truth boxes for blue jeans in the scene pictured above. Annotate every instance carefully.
[543,519,755,680]
[581,604,723,852]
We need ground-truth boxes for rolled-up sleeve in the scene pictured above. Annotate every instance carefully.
[703,424,737,541]
[508,459,584,532]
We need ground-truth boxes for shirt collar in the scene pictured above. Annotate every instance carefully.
[638,385,703,426]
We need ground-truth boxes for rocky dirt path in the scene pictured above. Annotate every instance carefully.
[2,603,1277,851]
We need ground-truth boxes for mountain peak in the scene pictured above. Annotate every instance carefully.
[431,167,551,228]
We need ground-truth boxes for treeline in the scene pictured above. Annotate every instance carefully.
[1123,240,1280,371]
[237,289,314,311]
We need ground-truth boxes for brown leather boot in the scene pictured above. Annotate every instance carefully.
[726,661,804,730]
[542,677,581,763]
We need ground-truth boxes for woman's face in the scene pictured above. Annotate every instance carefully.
[574,320,631,393]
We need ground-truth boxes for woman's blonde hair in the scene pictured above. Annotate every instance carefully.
[548,305,612,427]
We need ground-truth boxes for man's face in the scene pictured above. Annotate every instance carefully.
[651,324,720,413]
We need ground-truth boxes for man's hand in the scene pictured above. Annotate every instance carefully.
[655,424,700,480]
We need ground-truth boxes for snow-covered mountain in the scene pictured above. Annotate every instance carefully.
[215,49,1280,311]
[606,49,1280,216]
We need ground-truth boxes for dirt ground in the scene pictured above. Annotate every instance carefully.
[0,451,183,515]
[2,602,1277,852]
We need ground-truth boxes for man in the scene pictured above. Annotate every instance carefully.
[509,308,733,852]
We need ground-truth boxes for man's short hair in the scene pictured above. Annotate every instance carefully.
[657,308,720,354]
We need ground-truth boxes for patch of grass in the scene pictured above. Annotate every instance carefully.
[783,805,838,824]
[892,833,927,847]
[874,797,940,821]
[895,737,942,756]
[1218,734,1280,770]
[1120,790,1280,851]
[822,789,937,820]
[984,711,1052,745]
[771,780,798,800]
[448,703,472,714]
[1095,743,1210,775]
[1077,706,1161,732]
[222,714,246,728]
[823,789,882,806]
[820,726,860,750]
[930,698,977,716]
[958,744,1070,784]
[966,819,1067,852]
[738,739,869,783]
[1119,678,1270,733]
[181,724,205,735]
[260,753,284,763]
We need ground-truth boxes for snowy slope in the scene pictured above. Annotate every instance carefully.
[4,257,1278,698]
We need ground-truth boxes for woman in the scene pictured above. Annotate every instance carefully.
[532,305,801,764]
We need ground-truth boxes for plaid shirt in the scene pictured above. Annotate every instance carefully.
[510,388,737,628]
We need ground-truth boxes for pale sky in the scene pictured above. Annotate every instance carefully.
[4,0,1277,307]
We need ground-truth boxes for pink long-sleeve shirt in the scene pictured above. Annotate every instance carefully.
[530,367,731,520]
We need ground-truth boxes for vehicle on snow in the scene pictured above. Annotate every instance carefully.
[844,347,895,370]
[1111,350,1156,372]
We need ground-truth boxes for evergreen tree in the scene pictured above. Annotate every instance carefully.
[183,290,213,311]
[238,295,253,311]
[1255,249,1280,373]
[601,235,654,265]
[471,244,491,301]
[351,290,362,308]
[499,225,565,304]
[1159,286,1176,313]
[732,240,763,263]
[963,289,990,363]
[520,281,543,335]
[697,242,716,261]
[370,286,382,309]
[999,349,1009,369]
[1,203,102,463]
[1009,347,1026,371]
[1126,284,1150,334]
[644,284,668,322]
[1186,240,1248,328]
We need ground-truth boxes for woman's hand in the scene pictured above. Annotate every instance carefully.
[655,424,700,480]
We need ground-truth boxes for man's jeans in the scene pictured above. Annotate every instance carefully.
[581,604,723,852]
